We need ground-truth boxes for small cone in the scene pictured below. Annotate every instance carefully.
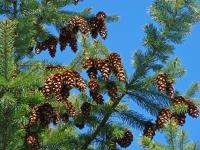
[63,100,77,117]
[86,67,98,79]
[156,108,172,129]
[107,81,118,102]
[25,132,40,150]
[186,100,199,118]
[155,72,168,92]
[142,122,157,139]
[90,90,104,105]
[172,113,186,126]
[116,129,133,148]
[81,102,91,116]
[88,79,99,91]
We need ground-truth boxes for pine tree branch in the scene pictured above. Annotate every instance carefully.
[79,93,126,150]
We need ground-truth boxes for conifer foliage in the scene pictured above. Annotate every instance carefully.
[0,0,200,150]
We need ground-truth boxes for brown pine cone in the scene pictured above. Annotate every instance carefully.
[142,122,157,139]
[156,108,172,129]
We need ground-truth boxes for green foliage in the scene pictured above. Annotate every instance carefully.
[0,20,17,80]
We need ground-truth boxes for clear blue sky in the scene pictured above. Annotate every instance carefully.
[33,0,200,149]
[1,0,199,149]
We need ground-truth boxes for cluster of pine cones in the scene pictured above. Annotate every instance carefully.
[83,53,126,82]
[142,73,200,140]
[35,11,107,57]
[82,52,125,104]
[25,103,60,149]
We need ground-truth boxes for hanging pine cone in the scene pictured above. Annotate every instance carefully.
[61,112,69,123]
[96,11,107,39]
[59,27,71,51]
[35,36,57,58]
[172,113,186,126]
[52,73,64,101]
[82,58,95,69]
[116,129,133,148]
[86,67,98,79]
[81,102,91,116]
[68,16,90,35]
[109,53,126,82]
[172,96,186,105]
[62,70,77,89]
[47,36,57,58]
[107,81,118,102]
[166,82,174,99]
[28,105,40,127]
[142,122,157,139]
[97,59,111,80]
[69,35,78,52]
[186,100,199,118]
[156,108,172,129]
[25,132,40,150]
[38,103,54,127]
[90,90,104,105]
[88,79,99,91]
[155,72,168,92]
[52,110,60,126]
[88,16,99,39]
[63,100,77,117]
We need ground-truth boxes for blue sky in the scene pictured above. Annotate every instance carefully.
[33,0,200,149]
[1,0,199,149]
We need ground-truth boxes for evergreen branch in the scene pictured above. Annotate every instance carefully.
[0,20,16,80]
[114,110,151,130]
[185,82,200,99]
[79,93,126,150]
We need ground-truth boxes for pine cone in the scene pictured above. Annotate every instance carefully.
[61,112,69,123]
[47,36,57,58]
[97,59,111,80]
[82,58,95,69]
[116,129,133,148]
[59,27,71,51]
[45,64,65,71]
[166,82,174,99]
[186,100,199,118]
[88,79,99,91]
[86,67,98,79]
[172,96,186,105]
[107,81,118,102]
[142,122,157,139]
[63,100,77,117]
[156,108,172,129]
[172,113,186,126]
[52,110,60,126]
[155,72,168,92]
[88,17,99,39]
[109,53,126,82]
[68,16,90,35]
[81,102,91,116]
[25,132,40,150]
[90,90,104,105]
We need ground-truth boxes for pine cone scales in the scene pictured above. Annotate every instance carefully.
[109,53,126,82]
[63,100,77,117]
[87,67,98,79]
[45,64,65,71]
[107,81,118,102]
[172,96,186,105]
[35,36,57,58]
[156,108,172,128]
[143,122,156,139]
[98,59,111,80]
[68,16,90,35]
[172,113,186,126]
[42,70,86,101]
[88,79,99,91]
[155,72,168,92]
[81,102,91,116]
[186,100,199,118]
[25,132,40,150]
[90,90,104,104]
[116,130,133,148]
